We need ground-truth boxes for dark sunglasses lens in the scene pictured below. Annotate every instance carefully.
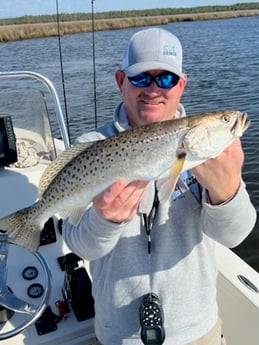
[157,74,179,88]
[129,73,180,89]
[129,73,151,87]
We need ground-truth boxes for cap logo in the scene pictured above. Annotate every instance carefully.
[163,45,176,57]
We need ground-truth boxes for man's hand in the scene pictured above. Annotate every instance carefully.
[192,139,244,205]
[93,180,149,223]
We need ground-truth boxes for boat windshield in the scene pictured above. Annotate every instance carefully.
[0,89,56,168]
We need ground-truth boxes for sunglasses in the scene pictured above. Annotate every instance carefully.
[128,72,180,89]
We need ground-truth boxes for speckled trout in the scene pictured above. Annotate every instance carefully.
[0,110,249,252]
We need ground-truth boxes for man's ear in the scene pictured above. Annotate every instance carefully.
[115,70,125,92]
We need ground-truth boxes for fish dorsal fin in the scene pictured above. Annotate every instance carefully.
[38,141,95,196]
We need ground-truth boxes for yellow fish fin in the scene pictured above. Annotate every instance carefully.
[157,152,186,202]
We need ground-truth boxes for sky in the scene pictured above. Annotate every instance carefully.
[0,0,258,19]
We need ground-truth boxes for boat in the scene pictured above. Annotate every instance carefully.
[0,69,258,345]
[1,0,259,338]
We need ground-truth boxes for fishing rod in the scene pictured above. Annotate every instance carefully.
[91,0,98,128]
[56,0,71,143]
[56,0,98,132]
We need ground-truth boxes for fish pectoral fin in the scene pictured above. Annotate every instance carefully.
[157,175,179,202]
[157,153,186,202]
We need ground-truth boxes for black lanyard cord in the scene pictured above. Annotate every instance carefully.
[142,185,159,254]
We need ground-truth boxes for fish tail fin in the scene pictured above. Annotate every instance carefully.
[0,209,41,252]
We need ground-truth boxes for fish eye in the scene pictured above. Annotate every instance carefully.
[221,114,230,123]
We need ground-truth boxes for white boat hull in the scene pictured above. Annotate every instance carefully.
[216,243,259,344]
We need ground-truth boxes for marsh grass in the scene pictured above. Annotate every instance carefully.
[0,10,258,42]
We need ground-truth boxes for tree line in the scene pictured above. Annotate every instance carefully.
[0,3,258,25]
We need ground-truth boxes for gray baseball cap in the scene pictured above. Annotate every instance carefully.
[121,28,184,78]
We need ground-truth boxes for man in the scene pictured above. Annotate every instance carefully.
[63,28,256,344]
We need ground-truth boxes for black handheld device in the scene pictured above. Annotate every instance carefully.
[139,293,165,345]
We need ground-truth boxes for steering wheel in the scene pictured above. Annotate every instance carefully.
[0,232,51,339]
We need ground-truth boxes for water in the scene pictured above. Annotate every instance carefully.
[1,16,259,270]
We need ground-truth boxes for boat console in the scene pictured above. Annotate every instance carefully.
[0,72,98,344]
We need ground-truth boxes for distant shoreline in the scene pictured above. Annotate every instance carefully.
[0,10,258,42]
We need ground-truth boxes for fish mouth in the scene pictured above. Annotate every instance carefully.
[231,112,250,135]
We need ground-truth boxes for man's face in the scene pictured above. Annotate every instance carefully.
[115,70,187,127]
